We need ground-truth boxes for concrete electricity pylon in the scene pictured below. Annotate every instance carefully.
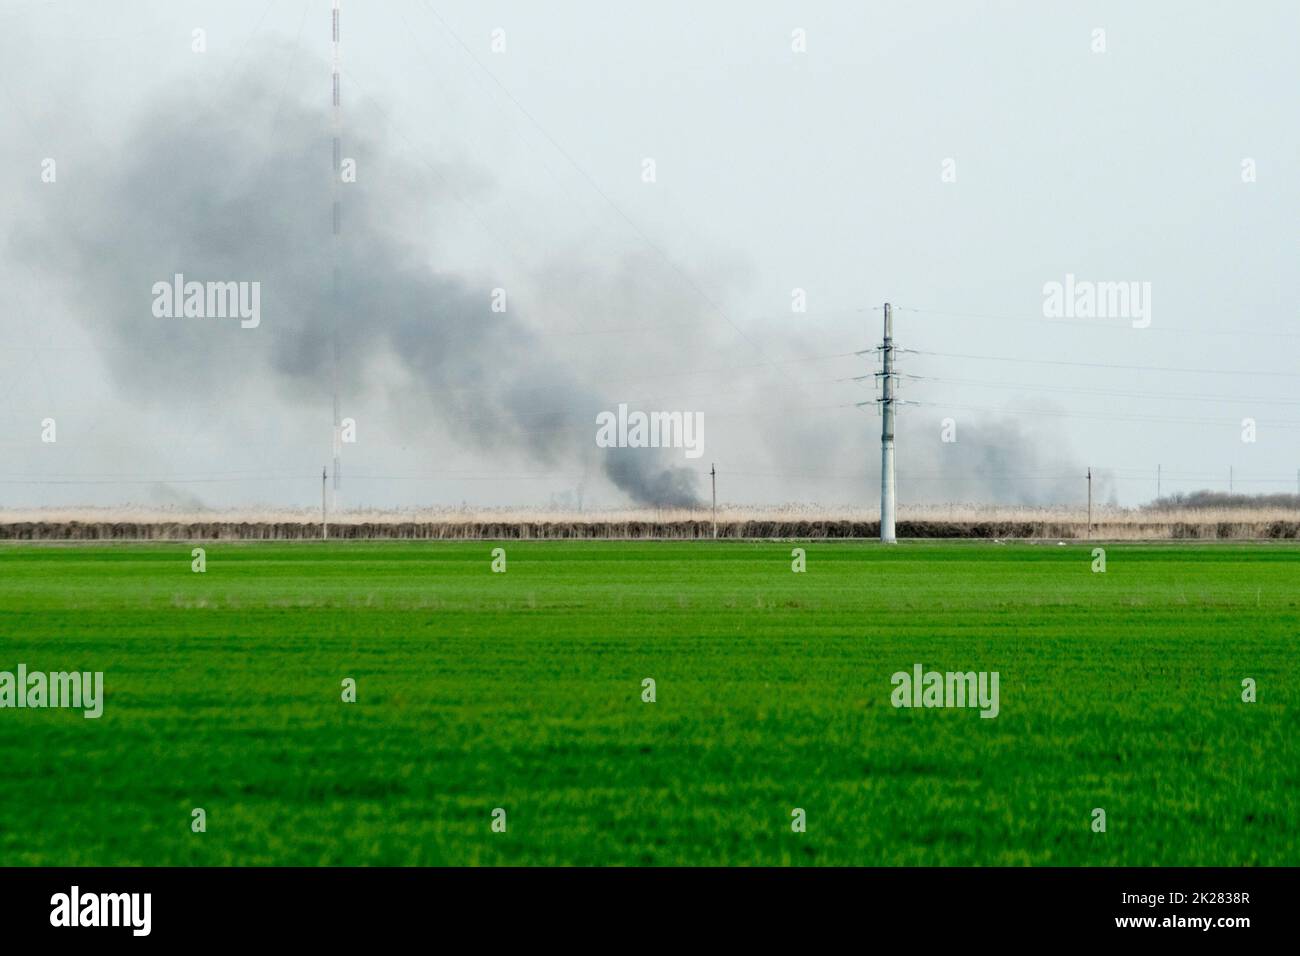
[879,303,897,543]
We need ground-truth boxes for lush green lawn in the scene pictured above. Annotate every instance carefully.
[0,539,1295,865]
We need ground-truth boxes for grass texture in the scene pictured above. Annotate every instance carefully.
[0,540,1295,865]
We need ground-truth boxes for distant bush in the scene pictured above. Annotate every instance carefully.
[1147,490,1300,511]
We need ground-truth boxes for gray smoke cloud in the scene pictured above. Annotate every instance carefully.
[12,65,701,507]
[755,401,1106,507]
[894,417,1111,506]
[7,47,1100,512]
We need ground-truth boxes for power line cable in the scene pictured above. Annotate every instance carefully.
[915,350,1300,380]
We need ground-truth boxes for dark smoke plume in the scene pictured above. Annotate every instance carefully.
[14,65,700,507]
[10,50,1099,512]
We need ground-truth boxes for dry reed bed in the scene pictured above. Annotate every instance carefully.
[3,513,1300,540]
[7,504,1300,523]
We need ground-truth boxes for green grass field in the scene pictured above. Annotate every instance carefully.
[0,539,1295,866]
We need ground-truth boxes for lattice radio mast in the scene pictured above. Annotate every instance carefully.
[329,0,343,509]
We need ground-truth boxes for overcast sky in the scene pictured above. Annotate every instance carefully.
[2,1,1297,511]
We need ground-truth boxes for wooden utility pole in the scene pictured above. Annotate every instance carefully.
[710,463,717,539]
[322,467,329,540]
[1157,463,1161,501]
[1086,467,1092,539]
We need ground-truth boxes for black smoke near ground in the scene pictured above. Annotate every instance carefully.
[13,66,701,507]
